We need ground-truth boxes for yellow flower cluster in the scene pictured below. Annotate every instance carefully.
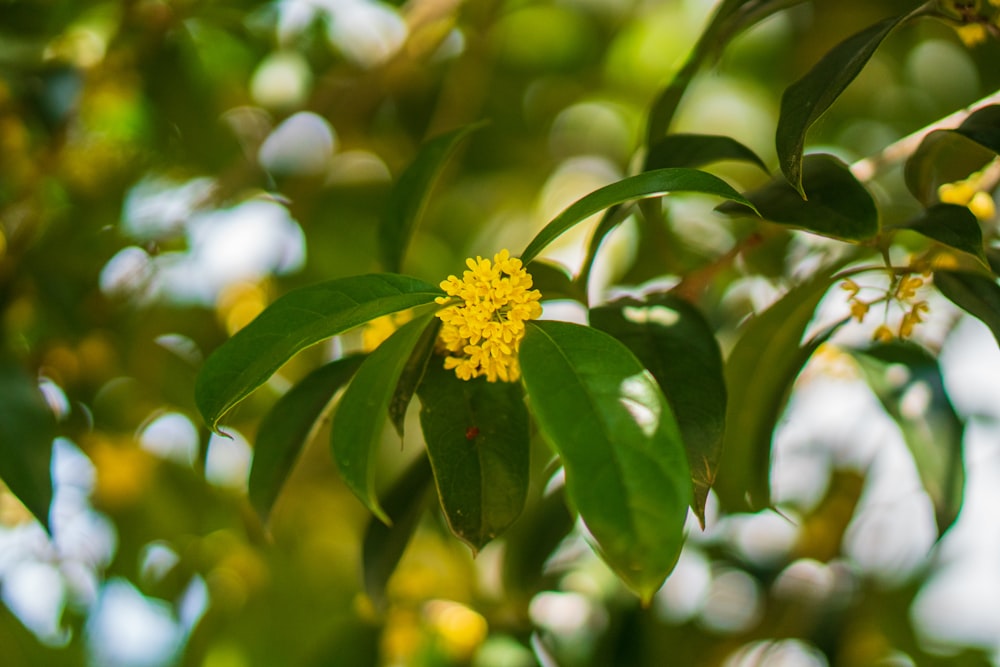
[841,274,931,342]
[435,249,542,382]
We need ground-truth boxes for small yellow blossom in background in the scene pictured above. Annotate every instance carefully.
[362,310,413,352]
[435,249,542,382]
[956,23,989,47]
[895,275,924,301]
[873,325,894,343]
[938,173,997,221]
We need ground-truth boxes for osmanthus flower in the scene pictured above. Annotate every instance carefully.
[434,249,542,382]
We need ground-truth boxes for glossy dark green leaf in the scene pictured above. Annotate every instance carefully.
[715,272,842,512]
[519,168,756,264]
[362,454,433,611]
[330,312,439,524]
[905,105,1000,206]
[519,320,692,602]
[417,360,530,552]
[776,9,924,196]
[249,355,365,523]
[935,270,1000,346]
[590,293,726,528]
[379,123,485,273]
[903,204,987,266]
[0,358,55,531]
[853,342,965,535]
[195,274,442,432]
[388,318,441,438]
[525,260,587,303]
[721,154,878,242]
[646,134,769,173]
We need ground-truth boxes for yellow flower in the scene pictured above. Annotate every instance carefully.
[850,300,870,323]
[435,249,542,382]
[895,276,924,301]
[969,190,996,221]
[956,23,989,47]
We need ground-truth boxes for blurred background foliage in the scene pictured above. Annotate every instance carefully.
[2,0,1000,665]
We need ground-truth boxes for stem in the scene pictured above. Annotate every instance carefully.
[850,88,1000,182]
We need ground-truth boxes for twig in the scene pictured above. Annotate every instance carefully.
[850,89,1000,182]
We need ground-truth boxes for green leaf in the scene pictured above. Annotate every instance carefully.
[249,355,365,523]
[362,454,433,611]
[853,342,965,535]
[379,123,485,273]
[519,320,692,602]
[520,168,756,264]
[905,105,1000,206]
[776,9,925,196]
[502,486,575,600]
[525,260,587,303]
[388,318,441,438]
[417,360,530,552]
[590,293,726,529]
[646,133,769,173]
[195,274,442,432]
[721,154,879,242]
[330,311,439,524]
[714,272,843,512]
[903,204,987,266]
[0,358,55,531]
[935,270,1000,346]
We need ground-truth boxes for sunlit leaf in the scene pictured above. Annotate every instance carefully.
[646,133,769,173]
[905,105,1000,206]
[715,272,843,512]
[519,168,756,264]
[379,122,485,273]
[721,154,878,242]
[903,204,987,266]
[362,454,433,611]
[249,355,365,523]
[331,312,439,524]
[0,358,55,531]
[417,361,530,552]
[519,320,691,602]
[776,9,926,196]
[195,274,442,432]
[853,342,965,535]
[935,270,1000,346]
[590,293,726,528]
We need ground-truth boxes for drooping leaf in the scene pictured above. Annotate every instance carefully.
[249,355,365,523]
[0,358,55,531]
[646,133,769,173]
[330,312,439,524]
[853,342,965,535]
[379,122,485,273]
[645,0,808,144]
[388,318,441,438]
[903,204,987,266]
[905,105,1000,206]
[935,270,1000,346]
[776,8,927,196]
[417,361,530,552]
[362,454,433,611]
[195,274,442,432]
[721,154,879,242]
[590,293,726,528]
[715,272,843,512]
[519,168,756,264]
[519,320,692,602]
